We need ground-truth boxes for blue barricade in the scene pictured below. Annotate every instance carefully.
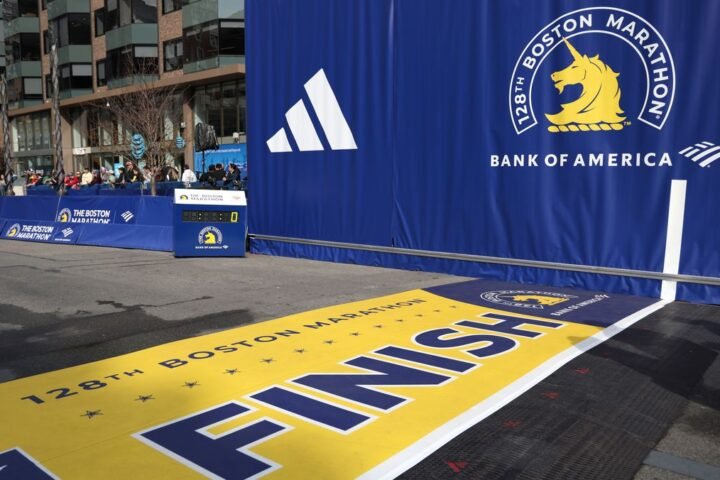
[0,195,173,251]
[0,196,59,221]
[26,185,57,196]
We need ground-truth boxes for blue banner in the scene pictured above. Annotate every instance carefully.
[0,196,173,251]
[247,0,720,303]
[1,220,78,245]
[193,144,247,174]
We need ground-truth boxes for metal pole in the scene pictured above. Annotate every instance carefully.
[0,75,14,196]
[49,25,65,195]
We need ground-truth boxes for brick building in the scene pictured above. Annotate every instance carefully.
[1,0,245,176]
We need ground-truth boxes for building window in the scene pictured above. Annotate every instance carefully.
[219,20,244,56]
[104,0,157,31]
[11,113,51,153]
[5,33,41,65]
[97,60,107,87]
[194,80,246,138]
[107,44,158,81]
[59,64,92,91]
[162,0,183,14]
[51,13,92,47]
[95,9,105,36]
[4,0,39,21]
[183,20,244,64]
[105,0,118,30]
[183,21,218,63]
[24,78,43,98]
[7,76,43,103]
[43,30,49,54]
[163,38,182,72]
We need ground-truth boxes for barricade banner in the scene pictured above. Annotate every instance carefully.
[77,224,172,251]
[56,197,141,226]
[0,196,173,251]
[1,220,78,245]
[247,0,720,303]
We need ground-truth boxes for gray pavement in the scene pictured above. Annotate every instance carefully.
[0,239,465,381]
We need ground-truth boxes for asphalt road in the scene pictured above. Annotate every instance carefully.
[0,240,464,381]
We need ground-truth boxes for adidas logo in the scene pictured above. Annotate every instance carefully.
[267,69,357,153]
[679,141,720,168]
[121,211,135,222]
[62,228,74,238]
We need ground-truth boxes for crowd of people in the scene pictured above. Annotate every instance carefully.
[23,161,247,191]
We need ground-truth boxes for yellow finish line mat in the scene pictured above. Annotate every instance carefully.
[0,280,665,479]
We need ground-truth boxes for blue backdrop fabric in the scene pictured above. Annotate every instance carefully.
[194,144,248,174]
[247,0,720,304]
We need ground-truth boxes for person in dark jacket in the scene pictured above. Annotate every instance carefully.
[211,163,225,183]
[224,163,240,189]
[199,164,215,184]
[123,161,143,183]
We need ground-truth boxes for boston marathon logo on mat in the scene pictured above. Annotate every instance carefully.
[480,290,574,310]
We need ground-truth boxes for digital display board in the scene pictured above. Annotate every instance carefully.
[181,210,239,223]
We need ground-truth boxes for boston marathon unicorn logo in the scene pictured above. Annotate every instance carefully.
[509,7,675,135]
[545,38,625,133]
[58,208,72,223]
[6,224,20,238]
[480,290,575,310]
[511,294,569,306]
[198,226,223,246]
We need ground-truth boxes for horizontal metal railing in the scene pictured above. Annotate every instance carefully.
[249,234,720,287]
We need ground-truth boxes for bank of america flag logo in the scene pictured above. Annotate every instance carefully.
[121,211,134,222]
[267,69,357,153]
[62,228,74,238]
[679,141,720,168]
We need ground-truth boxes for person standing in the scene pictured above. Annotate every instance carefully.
[81,168,93,185]
[181,164,197,183]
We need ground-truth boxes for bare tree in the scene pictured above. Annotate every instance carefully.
[98,57,184,195]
